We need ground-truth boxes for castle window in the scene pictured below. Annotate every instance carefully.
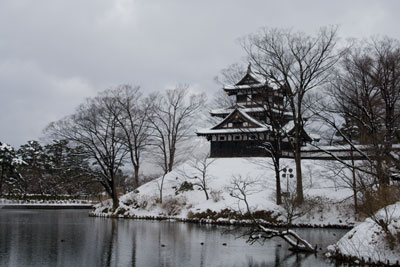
[234,135,241,140]
[250,135,256,140]
[237,95,246,103]
[219,136,225,141]
[247,94,253,103]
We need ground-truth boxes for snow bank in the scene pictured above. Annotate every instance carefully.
[327,201,400,265]
[92,157,356,227]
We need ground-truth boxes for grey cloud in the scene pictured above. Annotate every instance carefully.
[0,0,399,146]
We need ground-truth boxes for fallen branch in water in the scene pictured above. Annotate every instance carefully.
[228,175,316,253]
[247,224,316,252]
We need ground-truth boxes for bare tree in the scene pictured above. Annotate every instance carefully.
[46,90,128,210]
[111,85,154,187]
[149,85,206,203]
[180,152,216,200]
[280,168,321,227]
[314,37,400,183]
[323,160,361,216]
[249,82,293,205]
[208,63,245,125]
[228,175,316,253]
[308,37,400,224]
[214,62,247,87]
[241,26,341,203]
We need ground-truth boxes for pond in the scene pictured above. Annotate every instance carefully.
[0,209,349,267]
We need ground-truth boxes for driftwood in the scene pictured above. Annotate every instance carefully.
[247,225,316,253]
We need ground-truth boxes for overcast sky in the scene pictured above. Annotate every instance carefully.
[1,0,399,147]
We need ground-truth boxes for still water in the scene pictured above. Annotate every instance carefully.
[0,209,348,267]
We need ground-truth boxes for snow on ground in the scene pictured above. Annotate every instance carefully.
[327,201,400,265]
[93,157,356,227]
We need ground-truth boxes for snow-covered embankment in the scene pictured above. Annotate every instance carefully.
[92,157,356,227]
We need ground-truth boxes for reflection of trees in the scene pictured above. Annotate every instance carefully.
[0,217,12,266]
[273,247,313,267]
[159,222,189,266]
[130,222,136,267]
[99,219,116,266]
[274,245,281,267]
[99,219,139,267]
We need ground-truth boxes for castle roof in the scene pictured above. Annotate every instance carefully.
[196,108,271,136]
[210,105,291,117]
[222,64,281,92]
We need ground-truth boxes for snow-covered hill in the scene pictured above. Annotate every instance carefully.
[93,157,357,227]
[327,201,400,265]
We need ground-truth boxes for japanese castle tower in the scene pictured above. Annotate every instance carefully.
[197,65,312,158]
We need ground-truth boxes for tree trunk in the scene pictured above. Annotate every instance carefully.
[204,189,209,200]
[129,148,140,188]
[375,156,387,185]
[168,150,175,172]
[350,148,358,215]
[134,165,139,188]
[111,174,119,211]
[159,172,167,204]
[294,102,303,203]
[274,159,282,205]
[295,137,303,203]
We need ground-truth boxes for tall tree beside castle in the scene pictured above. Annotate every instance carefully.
[197,65,313,204]
[240,27,340,203]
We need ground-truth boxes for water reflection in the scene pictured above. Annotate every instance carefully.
[0,210,348,267]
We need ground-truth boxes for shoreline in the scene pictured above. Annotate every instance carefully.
[88,211,354,229]
[0,204,93,209]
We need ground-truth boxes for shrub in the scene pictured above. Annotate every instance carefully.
[161,196,187,216]
[358,185,400,218]
[115,207,127,215]
[210,190,223,202]
[122,198,134,206]
[174,181,194,195]
[125,195,152,209]
[187,208,280,223]
[102,207,109,213]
